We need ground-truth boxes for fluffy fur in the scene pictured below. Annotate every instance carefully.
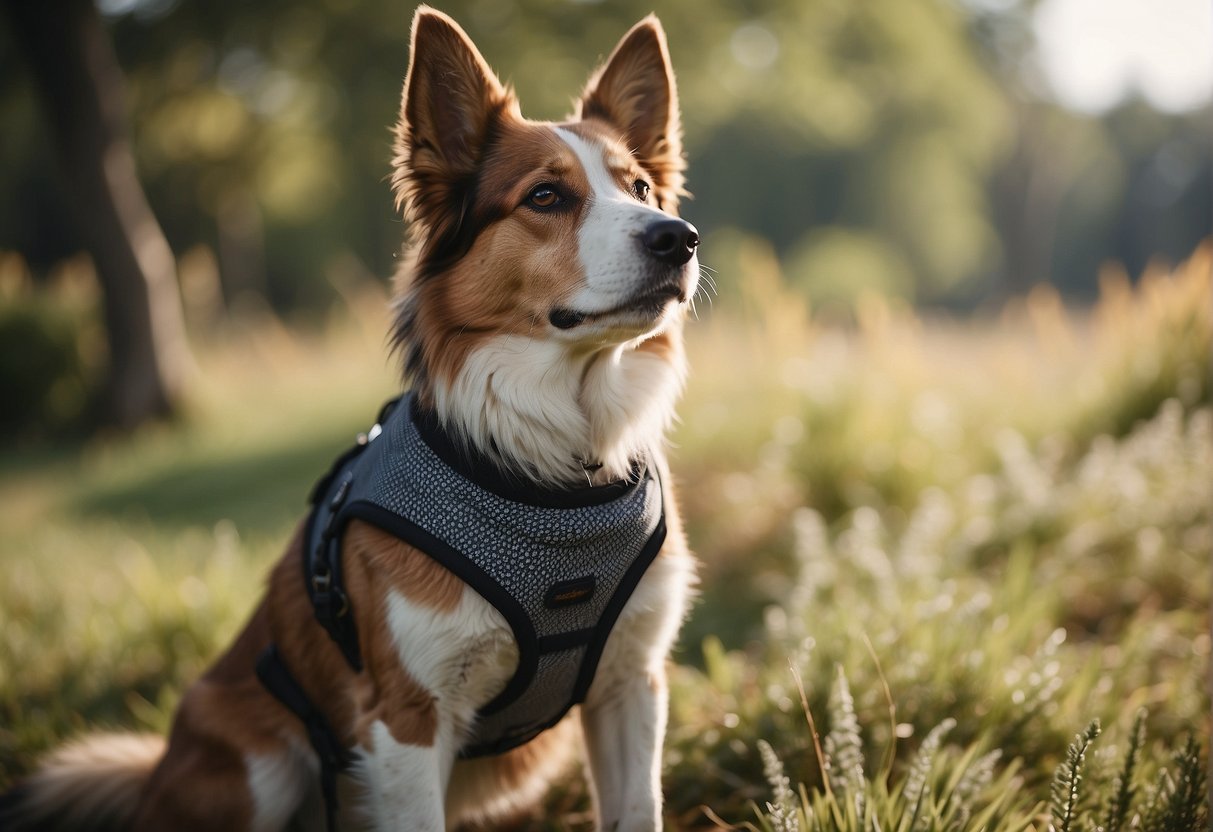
[1,6,699,831]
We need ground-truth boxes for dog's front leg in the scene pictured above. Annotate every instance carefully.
[581,667,668,832]
[360,717,456,832]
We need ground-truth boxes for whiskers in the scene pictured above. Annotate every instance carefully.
[690,263,719,320]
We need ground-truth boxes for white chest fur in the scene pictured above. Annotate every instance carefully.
[384,585,517,735]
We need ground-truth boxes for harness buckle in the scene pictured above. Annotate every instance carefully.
[312,569,351,620]
[312,569,332,592]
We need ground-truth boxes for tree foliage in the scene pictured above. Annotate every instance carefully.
[0,0,1208,313]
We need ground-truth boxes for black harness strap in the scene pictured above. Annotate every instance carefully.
[301,400,403,673]
[255,645,350,832]
[307,470,362,671]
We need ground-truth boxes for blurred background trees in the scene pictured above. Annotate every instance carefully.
[4,0,191,429]
[0,0,1208,434]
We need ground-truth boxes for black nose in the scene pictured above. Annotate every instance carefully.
[642,219,699,266]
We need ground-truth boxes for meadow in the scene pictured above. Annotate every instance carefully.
[1,244,1209,830]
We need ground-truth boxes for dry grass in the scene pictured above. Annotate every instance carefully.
[0,243,1209,829]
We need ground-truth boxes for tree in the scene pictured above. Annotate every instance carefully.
[3,0,191,429]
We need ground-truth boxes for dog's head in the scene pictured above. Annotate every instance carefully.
[390,6,698,393]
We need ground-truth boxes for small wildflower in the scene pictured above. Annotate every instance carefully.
[824,667,866,816]
[1102,709,1146,832]
[949,749,1001,830]
[1049,720,1101,832]
[758,739,800,832]
[903,718,955,814]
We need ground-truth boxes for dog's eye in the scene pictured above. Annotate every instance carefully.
[632,180,651,201]
[526,185,561,210]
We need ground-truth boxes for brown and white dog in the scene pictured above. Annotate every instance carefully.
[2,6,698,830]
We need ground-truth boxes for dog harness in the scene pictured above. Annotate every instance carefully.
[256,394,666,828]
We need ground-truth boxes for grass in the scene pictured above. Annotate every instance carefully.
[0,244,1209,829]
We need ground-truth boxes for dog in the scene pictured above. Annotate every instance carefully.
[1,6,699,830]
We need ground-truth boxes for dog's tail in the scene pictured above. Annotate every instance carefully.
[0,733,164,831]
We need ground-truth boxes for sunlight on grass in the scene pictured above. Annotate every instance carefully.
[662,243,1209,828]
[1,247,1208,828]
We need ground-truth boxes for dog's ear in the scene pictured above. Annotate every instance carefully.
[392,7,517,225]
[577,16,686,210]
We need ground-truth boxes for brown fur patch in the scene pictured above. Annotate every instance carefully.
[344,520,463,612]
[342,520,449,748]
[399,120,594,395]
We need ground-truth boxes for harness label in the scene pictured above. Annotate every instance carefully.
[544,576,597,608]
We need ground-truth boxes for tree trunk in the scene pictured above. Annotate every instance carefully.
[4,0,192,429]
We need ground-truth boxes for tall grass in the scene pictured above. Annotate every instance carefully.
[0,244,1209,829]
[662,243,1210,828]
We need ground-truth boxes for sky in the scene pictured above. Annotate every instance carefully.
[1031,0,1213,113]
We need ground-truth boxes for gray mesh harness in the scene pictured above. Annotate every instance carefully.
[260,394,666,774]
